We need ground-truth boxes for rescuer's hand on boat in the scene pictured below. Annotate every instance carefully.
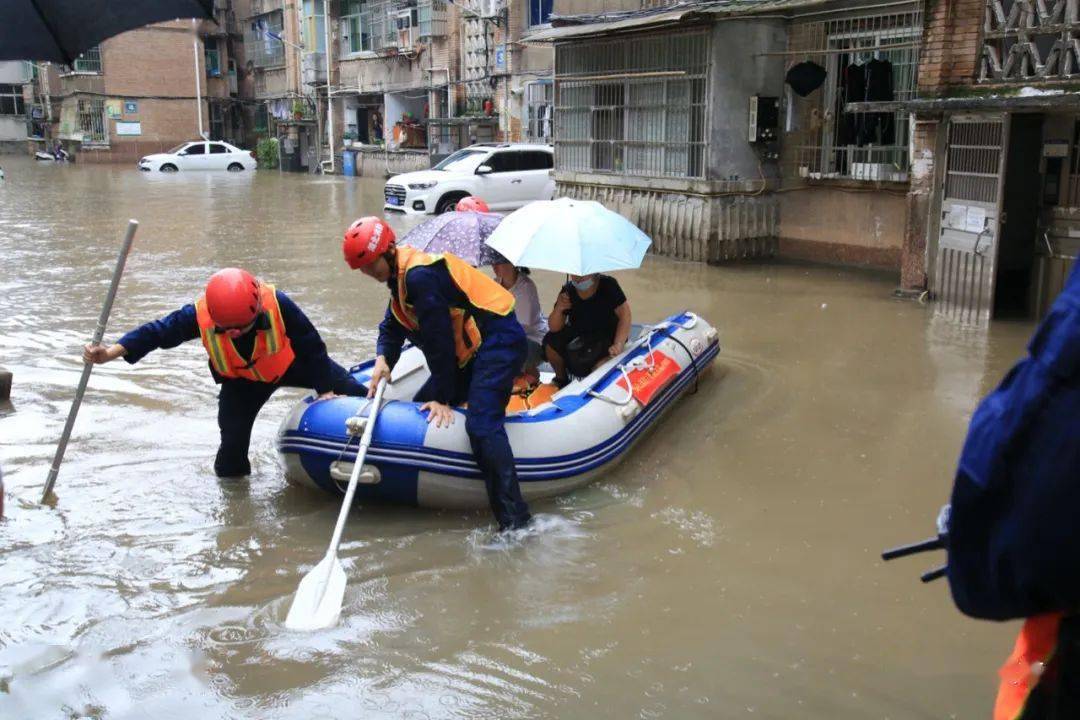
[368,356,391,397]
[83,343,126,364]
[608,340,625,357]
[420,401,454,428]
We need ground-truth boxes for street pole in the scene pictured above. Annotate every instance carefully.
[192,18,205,139]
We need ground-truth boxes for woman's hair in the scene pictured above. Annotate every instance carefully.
[517,267,531,275]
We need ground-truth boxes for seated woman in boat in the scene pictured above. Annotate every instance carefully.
[543,273,632,387]
[492,258,547,380]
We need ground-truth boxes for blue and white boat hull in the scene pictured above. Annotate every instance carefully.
[277,312,720,509]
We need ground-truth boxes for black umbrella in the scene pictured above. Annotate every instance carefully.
[1,1,215,65]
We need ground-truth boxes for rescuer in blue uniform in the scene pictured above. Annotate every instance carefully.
[944,262,1080,718]
[341,216,532,532]
[84,268,366,477]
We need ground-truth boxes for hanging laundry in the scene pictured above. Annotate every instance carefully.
[859,57,895,146]
[785,61,827,97]
[838,62,866,147]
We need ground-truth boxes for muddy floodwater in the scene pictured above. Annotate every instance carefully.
[0,156,1037,718]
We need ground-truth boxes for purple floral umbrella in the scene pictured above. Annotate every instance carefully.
[399,211,505,267]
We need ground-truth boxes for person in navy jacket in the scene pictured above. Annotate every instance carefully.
[944,262,1080,718]
[83,268,365,477]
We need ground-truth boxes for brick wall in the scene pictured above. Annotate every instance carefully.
[101,23,224,99]
[917,0,982,96]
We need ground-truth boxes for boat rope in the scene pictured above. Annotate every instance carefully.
[588,313,701,407]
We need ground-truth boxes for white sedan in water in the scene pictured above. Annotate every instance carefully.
[138,141,257,173]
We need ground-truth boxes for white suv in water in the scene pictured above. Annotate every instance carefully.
[384,143,555,215]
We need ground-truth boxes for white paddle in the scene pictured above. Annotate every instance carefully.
[284,378,387,631]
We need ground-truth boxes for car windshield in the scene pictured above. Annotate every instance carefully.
[166,143,191,154]
[433,149,488,172]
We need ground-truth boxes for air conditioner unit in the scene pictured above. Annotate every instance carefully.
[480,0,504,18]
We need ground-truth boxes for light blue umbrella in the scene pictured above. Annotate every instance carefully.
[484,198,651,275]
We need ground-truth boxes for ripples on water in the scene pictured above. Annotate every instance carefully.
[0,158,1037,717]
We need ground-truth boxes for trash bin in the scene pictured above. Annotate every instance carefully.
[342,149,357,177]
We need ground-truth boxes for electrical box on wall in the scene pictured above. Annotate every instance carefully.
[748,95,779,143]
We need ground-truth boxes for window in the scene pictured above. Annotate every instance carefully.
[0,85,25,116]
[183,143,206,155]
[980,0,1077,81]
[520,151,553,170]
[485,152,519,173]
[525,80,553,143]
[303,0,327,56]
[418,0,448,38]
[210,143,229,154]
[65,46,102,74]
[245,11,285,68]
[341,0,372,54]
[785,8,922,182]
[76,98,107,145]
[433,148,487,172]
[529,0,553,26]
[555,31,709,179]
[205,39,221,77]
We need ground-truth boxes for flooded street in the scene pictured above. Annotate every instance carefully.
[1,157,1035,718]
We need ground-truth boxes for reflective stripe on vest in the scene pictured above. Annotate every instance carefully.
[390,246,515,367]
[195,284,296,383]
[994,612,1063,720]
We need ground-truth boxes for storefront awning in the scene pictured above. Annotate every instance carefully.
[846,91,1080,114]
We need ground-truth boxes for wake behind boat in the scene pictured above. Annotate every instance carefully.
[278,311,719,509]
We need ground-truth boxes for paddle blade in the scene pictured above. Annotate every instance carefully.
[284,555,347,631]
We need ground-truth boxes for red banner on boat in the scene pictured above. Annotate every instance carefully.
[617,350,680,406]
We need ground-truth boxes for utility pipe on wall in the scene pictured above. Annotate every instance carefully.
[192,19,205,139]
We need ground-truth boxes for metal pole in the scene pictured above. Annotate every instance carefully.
[193,19,205,139]
[324,2,335,173]
[41,220,138,504]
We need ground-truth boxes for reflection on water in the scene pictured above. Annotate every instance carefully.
[0,157,1037,718]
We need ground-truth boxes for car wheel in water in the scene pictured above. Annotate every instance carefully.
[436,194,465,214]
[227,163,244,172]
[160,164,178,173]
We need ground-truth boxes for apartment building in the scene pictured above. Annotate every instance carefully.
[44,5,246,163]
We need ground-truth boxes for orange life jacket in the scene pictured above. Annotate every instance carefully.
[390,246,515,367]
[994,612,1063,720]
[195,283,295,383]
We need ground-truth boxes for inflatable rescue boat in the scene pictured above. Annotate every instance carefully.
[277,311,719,508]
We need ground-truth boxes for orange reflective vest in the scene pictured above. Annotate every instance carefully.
[994,612,1063,720]
[390,246,515,367]
[195,283,296,383]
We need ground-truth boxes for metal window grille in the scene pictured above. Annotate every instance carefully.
[303,0,327,56]
[205,40,222,77]
[943,120,1003,202]
[0,84,25,116]
[245,11,286,68]
[341,0,370,54]
[64,46,102,74]
[785,6,922,182]
[525,80,553,142]
[77,98,107,145]
[980,0,1080,81]
[554,30,710,179]
[418,0,447,38]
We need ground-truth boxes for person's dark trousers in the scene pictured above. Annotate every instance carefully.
[214,359,366,477]
[465,320,531,531]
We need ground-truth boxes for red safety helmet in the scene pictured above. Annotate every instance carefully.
[456,196,489,213]
[205,268,262,328]
[343,217,395,269]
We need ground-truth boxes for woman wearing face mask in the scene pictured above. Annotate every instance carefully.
[492,259,548,379]
[542,273,632,387]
